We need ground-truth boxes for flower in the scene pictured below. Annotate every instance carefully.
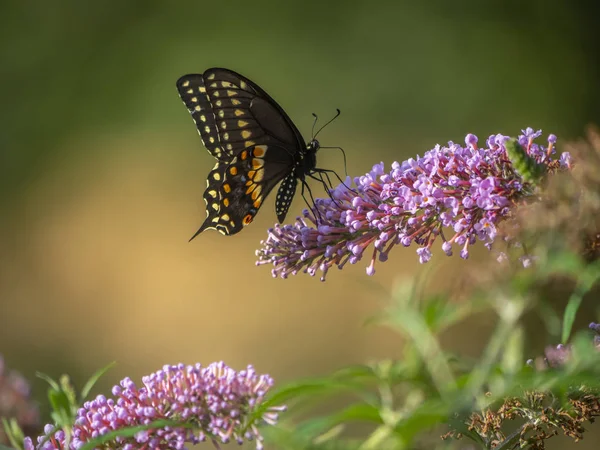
[25,362,284,450]
[0,355,40,445]
[257,129,568,280]
[526,323,600,370]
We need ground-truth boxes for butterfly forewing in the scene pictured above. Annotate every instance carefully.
[176,75,229,160]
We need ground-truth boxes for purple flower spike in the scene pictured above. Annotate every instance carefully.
[257,129,569,280]
[26,362,285,450]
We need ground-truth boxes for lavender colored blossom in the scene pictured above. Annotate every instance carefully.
[0,355,40,445]
[25,362,284,450]
[526,323,600,370]
[257,129,570,280]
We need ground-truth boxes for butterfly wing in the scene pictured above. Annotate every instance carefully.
[177,68,308,236]
[192,144,296,236]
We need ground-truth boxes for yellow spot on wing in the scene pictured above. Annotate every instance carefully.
[207,73,215,80]
[253,197,263,208]
[241,130,252,139]
[213,172,221,181]
[182,80,190,87]
[238,120,249,127]
[191,97,198,102]
[245,140,256,148]
[246,183,256,194]
[240,81,247,90]
[195,105,201,111]
[211,203,219,211]
[252,158,263,169]
[218,110,225,118]
[186,88,193,94]
[221,213,230,221]
[227,90,238,97]
[253,146,266,157]
[209,137,215,143]
[200,115,207,122]
[253,168,264,182]
[234,109,244,116]
[251,186,262,200]
[208,190,217,198]
[199,86,206,93]
[231,99,241,106]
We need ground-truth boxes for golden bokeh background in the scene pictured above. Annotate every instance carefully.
[1,1,599,448]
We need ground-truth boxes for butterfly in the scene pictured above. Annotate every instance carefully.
[177,67,340,238]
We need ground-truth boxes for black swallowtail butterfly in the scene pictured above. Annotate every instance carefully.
[177,67,334,238]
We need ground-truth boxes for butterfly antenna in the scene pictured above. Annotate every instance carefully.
[320,146,348,177]
[314,109,341,139]
[311,113,319,139]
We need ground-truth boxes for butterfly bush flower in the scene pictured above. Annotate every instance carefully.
[0,355,40,445]
[25,362,284,450]
[257,129,570,280]
[526,323,600,370]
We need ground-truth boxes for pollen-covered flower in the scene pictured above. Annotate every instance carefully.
[0,355,40,445]
[257,129,568,280]
[25,362,284,450]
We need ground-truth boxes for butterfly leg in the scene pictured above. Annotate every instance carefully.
[300,178,323,224]
[313,168,357,194]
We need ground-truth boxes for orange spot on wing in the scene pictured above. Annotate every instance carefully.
[223,183,231,193]
[229,166,238,176]
[253,146,266,157]
[243,214,253,225]
[240,151,248,160]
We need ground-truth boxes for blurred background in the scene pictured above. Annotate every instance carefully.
[1,0,599,447]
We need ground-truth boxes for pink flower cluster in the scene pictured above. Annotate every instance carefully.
[25,362,284,450]
[257,129,570,280]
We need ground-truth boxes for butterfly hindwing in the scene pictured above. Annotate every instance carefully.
[194,144,295,236]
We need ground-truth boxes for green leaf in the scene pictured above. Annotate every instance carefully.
[1,418,23,450]
[36,372,60,391]
[0,445,16,450]
[81,361,116,401]
[562,260,600,343]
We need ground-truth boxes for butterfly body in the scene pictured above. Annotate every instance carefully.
[176,68,320,237]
